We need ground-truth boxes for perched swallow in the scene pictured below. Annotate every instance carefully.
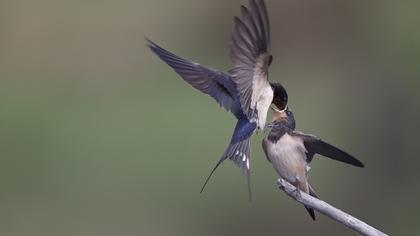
[147,0,287,199]
[262,107,364,220]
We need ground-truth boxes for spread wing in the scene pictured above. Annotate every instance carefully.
[147,39,242,118]
[229,0,273,119]
[291,131,364,167]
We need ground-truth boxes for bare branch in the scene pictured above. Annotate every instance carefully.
[277,178,388,236]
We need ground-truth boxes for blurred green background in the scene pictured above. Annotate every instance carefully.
[1,0,419,235]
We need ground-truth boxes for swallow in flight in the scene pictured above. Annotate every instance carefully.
[147,0,287,199]
[262,107,364,220]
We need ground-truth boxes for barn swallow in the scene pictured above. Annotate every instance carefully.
[147,0,287,199]
[262,107,364,220]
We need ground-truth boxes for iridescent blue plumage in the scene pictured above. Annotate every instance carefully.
[147,39,257,198]
[147,0,289,200]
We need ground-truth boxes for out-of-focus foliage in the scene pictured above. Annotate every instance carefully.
[0,0,419,235]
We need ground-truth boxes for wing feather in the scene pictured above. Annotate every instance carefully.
[291,131,364,167]
[147,39,242,118]
[229,0,272,119]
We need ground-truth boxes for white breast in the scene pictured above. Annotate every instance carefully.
[264,134,308,183]
[254,85,273,130]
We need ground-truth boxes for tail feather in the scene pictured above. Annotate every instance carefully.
[200,138,252,200]
[304,185,318,221]
[200,158,225,194]
[246,167,252,201]
[305,206,316,221]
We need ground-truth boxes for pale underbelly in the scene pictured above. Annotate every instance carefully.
[255,88,273,130]
[264,135,308,184]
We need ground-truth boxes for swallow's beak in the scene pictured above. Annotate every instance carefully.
[271,106,287,121]
[270,105,280,112]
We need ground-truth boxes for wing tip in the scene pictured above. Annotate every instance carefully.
[345,153,365,168]
[315,139,366,168]
[354,159,365,168]
[144,36,156,48]
[145,36,161,55]
[145,37,168,57]
[240,5,249,12]
[337,153,365,168]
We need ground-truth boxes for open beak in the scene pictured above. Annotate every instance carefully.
[270,105,281,112]
[275,105,288,112]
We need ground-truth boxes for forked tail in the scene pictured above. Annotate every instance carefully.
[200,137,252,200]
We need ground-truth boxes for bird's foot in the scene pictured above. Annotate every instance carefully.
[292,186,302,200]
[291,177,302,200]
[277,178,302,200]
[277,178,285,189]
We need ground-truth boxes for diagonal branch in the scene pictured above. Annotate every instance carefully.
[277,178,388,236]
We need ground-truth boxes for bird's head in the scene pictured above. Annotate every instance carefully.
[270,82,288,110]
[271,105,296,130]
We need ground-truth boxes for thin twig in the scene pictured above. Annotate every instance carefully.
[277,178,388,236]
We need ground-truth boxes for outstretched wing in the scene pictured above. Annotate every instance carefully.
[292,131,364,167]
[147,39,242,118]
[229,0,273,119]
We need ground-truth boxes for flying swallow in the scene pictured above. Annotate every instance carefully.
[262,107,364,220]
[147,0,287,199]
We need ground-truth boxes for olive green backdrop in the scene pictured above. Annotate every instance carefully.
[1,0,419,235]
